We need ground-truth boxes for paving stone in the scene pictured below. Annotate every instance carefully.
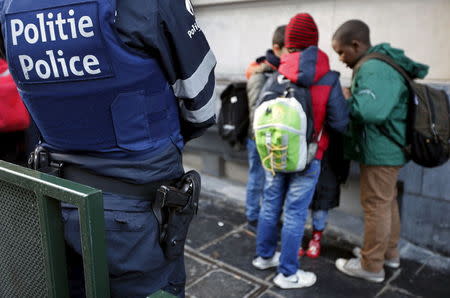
[269,256,385,298]
[185,256,215,286]
[311,241,355,262]
[391,261,450,298]
[377,288,415,298]
[183,195,449,298]
[259,291,282,298]
[186,214,234,249]
[198,199,247,227]
[186,270,255,298]
[201,231,276,280]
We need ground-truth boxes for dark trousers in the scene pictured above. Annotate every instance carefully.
[63,191,185,297]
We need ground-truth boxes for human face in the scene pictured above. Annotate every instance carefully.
[272,44,283,57]
[332,39,362,69]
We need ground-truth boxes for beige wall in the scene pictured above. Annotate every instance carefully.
[193,0,450,84]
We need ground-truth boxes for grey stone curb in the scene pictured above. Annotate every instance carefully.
[199,172,450,273]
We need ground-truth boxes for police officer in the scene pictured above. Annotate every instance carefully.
[0,0,216,296]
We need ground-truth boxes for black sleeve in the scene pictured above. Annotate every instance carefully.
[115,0,216,142]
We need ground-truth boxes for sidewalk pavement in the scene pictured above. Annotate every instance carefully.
[183,173,450,298]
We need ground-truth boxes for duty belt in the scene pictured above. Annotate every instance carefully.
[62,165,174,198]
[28,145,174,198]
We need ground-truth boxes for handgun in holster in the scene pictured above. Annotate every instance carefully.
[28,145,63,176]
[152,170,201,260]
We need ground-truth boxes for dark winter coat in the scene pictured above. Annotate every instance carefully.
[310,130,349,210]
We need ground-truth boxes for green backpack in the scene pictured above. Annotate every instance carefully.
[253,83,315,174]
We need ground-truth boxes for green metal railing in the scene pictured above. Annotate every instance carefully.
[0,160,110,297]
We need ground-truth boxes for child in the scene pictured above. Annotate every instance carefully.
[332,20,428,283]
[244,25,286,232]
[251,13,349,289]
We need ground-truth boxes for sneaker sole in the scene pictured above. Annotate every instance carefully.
[384,262,400,269]
[335,259,384,283]
[252,252,280,270]
[273,275,317,289]
[252,261,278,270]
[353,248,400,269]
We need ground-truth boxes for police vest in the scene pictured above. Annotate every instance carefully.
[0,0,181,152]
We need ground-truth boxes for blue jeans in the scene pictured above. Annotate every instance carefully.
[246,138,265,222]
[312,209,329,231]
[256,160,321,276]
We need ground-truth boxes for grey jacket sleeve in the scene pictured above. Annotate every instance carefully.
[247,72,269,126]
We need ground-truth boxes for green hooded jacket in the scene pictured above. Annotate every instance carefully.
[346,43,429,166]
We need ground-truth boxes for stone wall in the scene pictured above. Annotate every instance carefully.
[193,0,450,85]
[399,162,450,256]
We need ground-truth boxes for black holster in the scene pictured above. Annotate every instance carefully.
[27,145,63,176]
[152,170,201,260]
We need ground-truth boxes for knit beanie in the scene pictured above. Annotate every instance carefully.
[285,13,319,49]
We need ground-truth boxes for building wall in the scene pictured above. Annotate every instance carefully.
[193,0,450,84]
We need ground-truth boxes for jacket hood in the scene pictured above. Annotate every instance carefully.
[369,43,429,79]
[265,49,281,69]
[278,46,330,87]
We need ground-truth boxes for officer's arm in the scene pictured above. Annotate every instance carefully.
[115,0,216,141]
[157,0,217,142]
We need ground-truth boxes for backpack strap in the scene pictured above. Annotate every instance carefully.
[352,52,412,84]
[352,53,410,152]
[377,125,405,149]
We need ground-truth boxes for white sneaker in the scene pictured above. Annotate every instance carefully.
[252,252,280,270]
[384,257,400,269]
[273,270,317,289]
[353,247,400,269]
[336,258,385,283]
[352,247,362,258]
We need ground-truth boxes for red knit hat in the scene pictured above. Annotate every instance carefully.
[285,13,319,49]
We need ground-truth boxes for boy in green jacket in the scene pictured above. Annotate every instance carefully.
[331,20,428,283]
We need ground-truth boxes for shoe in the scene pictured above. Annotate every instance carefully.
[306,230,322,258]
[298,247,305,257]
[352,247,361,258]
[246,220,258,233]
[306,239,321,258]
[352,247,400,269]
[335,258,385,283]
[384,257,401,269]
[252,252,280,270]
[273,270,317,289]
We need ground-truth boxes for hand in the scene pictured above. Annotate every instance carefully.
[342,87,352,100]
